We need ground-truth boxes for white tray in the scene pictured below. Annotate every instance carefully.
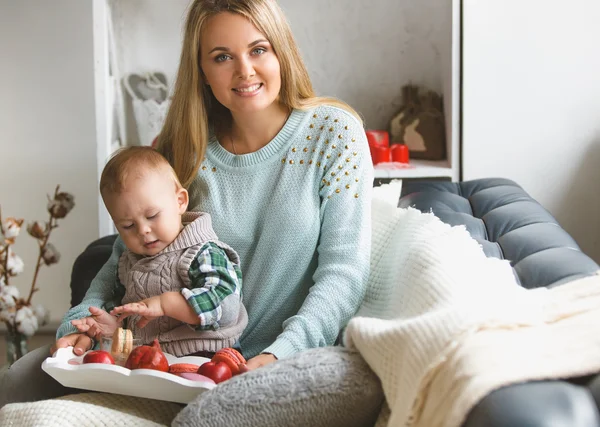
[42,347,216,404]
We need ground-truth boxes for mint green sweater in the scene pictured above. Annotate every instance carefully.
[57,105,373,360]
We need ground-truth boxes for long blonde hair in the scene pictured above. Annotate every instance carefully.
[157,0,362,188]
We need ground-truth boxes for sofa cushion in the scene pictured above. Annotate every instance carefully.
[399,178,599,288]
[172,346,384,427]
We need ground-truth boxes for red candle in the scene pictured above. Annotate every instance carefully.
[372,146,391,165]
[391,144,410,164]
[365,130,389,148]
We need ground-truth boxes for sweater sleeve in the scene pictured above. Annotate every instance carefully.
[56,236,126,340]
[181,242,243,330]
[262,110,374,359]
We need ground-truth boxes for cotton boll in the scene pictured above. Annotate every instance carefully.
[2,218,24,242]
[0,285,20,310]
[7,250,24,276]
[0,309,16,324]
[42,243,60,266]
[34,304,49,327]
[15,306,38,336]
[47,192,75,219]
[27,221,46,239]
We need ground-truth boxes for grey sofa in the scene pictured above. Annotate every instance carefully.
[65,177,600,426]
[399,178,600,426]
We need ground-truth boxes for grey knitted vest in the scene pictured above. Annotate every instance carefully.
[119,212,248,357]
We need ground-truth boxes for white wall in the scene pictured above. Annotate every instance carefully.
[462,0,600,262]
[0,0,99,326]
[109,0,451,137]
[280,0,451,131]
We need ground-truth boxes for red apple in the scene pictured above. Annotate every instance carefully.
[197,361,232,384]
[82,350,115,365]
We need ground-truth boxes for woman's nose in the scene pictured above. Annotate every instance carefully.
[236,57,255,80]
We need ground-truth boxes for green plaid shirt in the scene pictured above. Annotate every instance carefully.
[182,242,243,330]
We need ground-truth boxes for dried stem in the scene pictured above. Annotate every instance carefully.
[0,207,23,360]
[0,206,10,286]
[26,207,58,306]
[1,185,69,354]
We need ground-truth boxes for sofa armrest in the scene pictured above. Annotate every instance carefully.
[70,235,116,307]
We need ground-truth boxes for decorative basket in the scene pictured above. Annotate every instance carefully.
[389,85,446,161]
[123,72,171,147]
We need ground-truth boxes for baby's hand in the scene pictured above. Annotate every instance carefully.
[111,296,164,329]
[71,306,118,339]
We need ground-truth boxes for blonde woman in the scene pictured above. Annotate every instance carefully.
[1,0,373,405]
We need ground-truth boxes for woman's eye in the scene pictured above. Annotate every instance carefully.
[215,54,230,63]
[252,47,267,56]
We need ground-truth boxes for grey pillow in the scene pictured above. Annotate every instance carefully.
[172,346,384,427]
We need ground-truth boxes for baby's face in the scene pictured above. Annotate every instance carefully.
[105,170,188,256]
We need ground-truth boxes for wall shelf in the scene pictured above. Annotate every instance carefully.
[374,160,454,180]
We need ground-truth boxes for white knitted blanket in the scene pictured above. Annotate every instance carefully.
[0,392,182,426]
[345,182,600,427]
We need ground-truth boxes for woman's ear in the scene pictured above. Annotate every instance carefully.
[177,188,189,213]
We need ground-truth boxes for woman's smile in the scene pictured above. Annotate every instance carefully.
[233,83,263,96]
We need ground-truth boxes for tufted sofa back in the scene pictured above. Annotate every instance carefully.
[399,178,599,289]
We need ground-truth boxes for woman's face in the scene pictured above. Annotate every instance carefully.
[200,12,282,116]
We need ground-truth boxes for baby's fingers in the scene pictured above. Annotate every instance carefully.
[74,324,91,333]
[88,306,108,316]
[88,324,101,338]
[111,303,143,316]
[110,305,131,315]
[113,313,133,324]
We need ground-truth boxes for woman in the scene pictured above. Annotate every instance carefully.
[0,0,373,406]
[154,0,373,367]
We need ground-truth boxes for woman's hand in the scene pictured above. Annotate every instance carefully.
[71,306,118,339]
[110,296,164,328]
[51,333,93,356]
[245,353,277,371]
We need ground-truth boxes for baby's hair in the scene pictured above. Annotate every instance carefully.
[100,146,183,198]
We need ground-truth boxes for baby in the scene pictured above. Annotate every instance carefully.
[68,146,247,357]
